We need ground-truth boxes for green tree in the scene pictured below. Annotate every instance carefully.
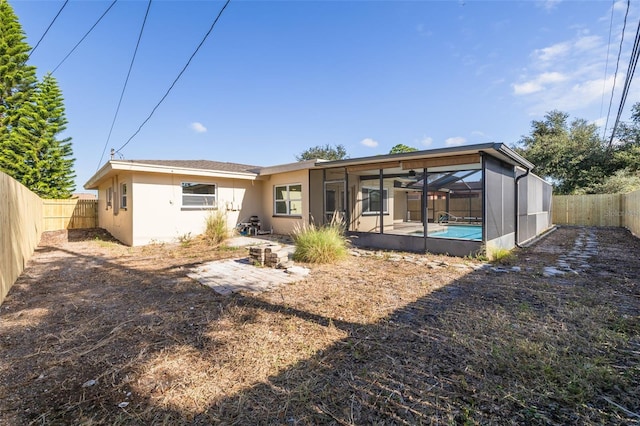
[389,144,418,154]
[17,74,75,198]
[296,144,347,161]
[579,169,640,194]
[611,102,640,173]
[0,2,75,197]
[514,110,606,194]
[0,0,38,178]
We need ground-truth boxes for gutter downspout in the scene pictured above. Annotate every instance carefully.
[514,167,530,248]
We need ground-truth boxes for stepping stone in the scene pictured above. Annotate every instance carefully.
[543,266,566,277]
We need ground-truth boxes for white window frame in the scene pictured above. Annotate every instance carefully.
[362,187,388,215]
[274,183,302,216]
[120,183,127,209]
[181,182,217,209]
[106,187,113,209]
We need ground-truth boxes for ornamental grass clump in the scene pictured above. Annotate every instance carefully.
[204,210,228,245]
[292,221,348,264]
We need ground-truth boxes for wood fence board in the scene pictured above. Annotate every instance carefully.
[552,194,621,226]
[624,190,640,237]
[43,199,98,231]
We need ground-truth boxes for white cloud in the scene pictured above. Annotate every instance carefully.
[513,81,544,95]
[420,136,433,147]
[445,137,466,147]
[190,122,207,133]
[360,138,379,148]
[534,41,571,62]
[613,0,628,12]
[574,35,601,51]
[471,130,486,137]
[539,0,562,11]
[592,116,607,127]
[513,72,567,95]
[511,28,626,116]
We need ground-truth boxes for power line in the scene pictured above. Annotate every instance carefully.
[52,0,118,75]
[599,0,616,120]
[97,0,153,170]
[114,0,232,155]
[607,16,640,148]
[28,0,69,59]
[603,0,630,141]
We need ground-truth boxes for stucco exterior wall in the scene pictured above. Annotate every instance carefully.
[352,179,395,233]
[129,173,263,246]
[261,169,310,235]
[96,174,134,245]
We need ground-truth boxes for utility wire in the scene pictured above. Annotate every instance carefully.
[28,0,69,59]
[52,0,118,75]
[607,16,640,148]
[97,0,152,170]
[114,0,232,155]
[603,0,630,141]
[599,0,616,122]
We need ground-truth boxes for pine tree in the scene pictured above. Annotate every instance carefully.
[17,74,75,198]
[0,1,75,198]
[0,0,37,179]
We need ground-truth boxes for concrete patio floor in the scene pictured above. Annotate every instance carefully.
[187,235,307,295]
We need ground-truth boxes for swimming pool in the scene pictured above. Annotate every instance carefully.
[428,224,483,241]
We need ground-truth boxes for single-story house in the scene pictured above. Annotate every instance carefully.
[84,142,553,257]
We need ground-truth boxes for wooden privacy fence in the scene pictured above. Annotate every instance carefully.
[552,190,640,237]
[43,199,98,231]
[553,194,623,227]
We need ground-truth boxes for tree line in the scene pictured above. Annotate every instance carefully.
[0,0,75,198]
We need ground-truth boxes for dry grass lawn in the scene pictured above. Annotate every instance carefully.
[0,227,638,425]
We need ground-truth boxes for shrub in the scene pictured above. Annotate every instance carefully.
[490,247,515,265]
[204,210,228,245]
[292,221,348,263]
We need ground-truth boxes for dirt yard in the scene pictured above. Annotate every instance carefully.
[0,227,638,425]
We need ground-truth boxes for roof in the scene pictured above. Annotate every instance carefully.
[85,143,536,190]
[130,159,261,174]
[316,142,534,170]
[84,159,261,189]
[258,159,327,176]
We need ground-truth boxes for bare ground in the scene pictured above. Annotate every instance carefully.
[0,227,638,425]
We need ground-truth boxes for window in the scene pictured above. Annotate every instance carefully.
[120,183,127,209]
[106,187,113,209]
[274,184,302,216]
[362,187,388,214]
[182,182,216,208]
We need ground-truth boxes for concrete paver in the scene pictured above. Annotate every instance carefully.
[188,236,307,295]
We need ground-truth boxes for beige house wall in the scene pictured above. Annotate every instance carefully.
[261,169,310,235]
[129,173,263,246]
[394,190,408,222]
[352,179,395,232]
[96,173,134,245]
[95,172,262,246]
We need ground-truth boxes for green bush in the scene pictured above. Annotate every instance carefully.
[204,210,228,245]
[292,222,348,263]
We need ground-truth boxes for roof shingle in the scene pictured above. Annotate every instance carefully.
[127,159,260,174]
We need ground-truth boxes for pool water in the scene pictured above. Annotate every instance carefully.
[428,225,482,241]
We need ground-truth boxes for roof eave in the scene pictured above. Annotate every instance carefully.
[84,160,260,189]
[313,142,534,170]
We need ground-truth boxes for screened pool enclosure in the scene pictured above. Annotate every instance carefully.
[309,143,553,257]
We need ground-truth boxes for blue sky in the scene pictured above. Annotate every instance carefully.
[10,0,640,191]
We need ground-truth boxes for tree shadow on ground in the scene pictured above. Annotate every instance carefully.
[0,227,638,425]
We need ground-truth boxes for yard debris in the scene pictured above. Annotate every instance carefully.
[0,227,638,425]
[82,379,97,388]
